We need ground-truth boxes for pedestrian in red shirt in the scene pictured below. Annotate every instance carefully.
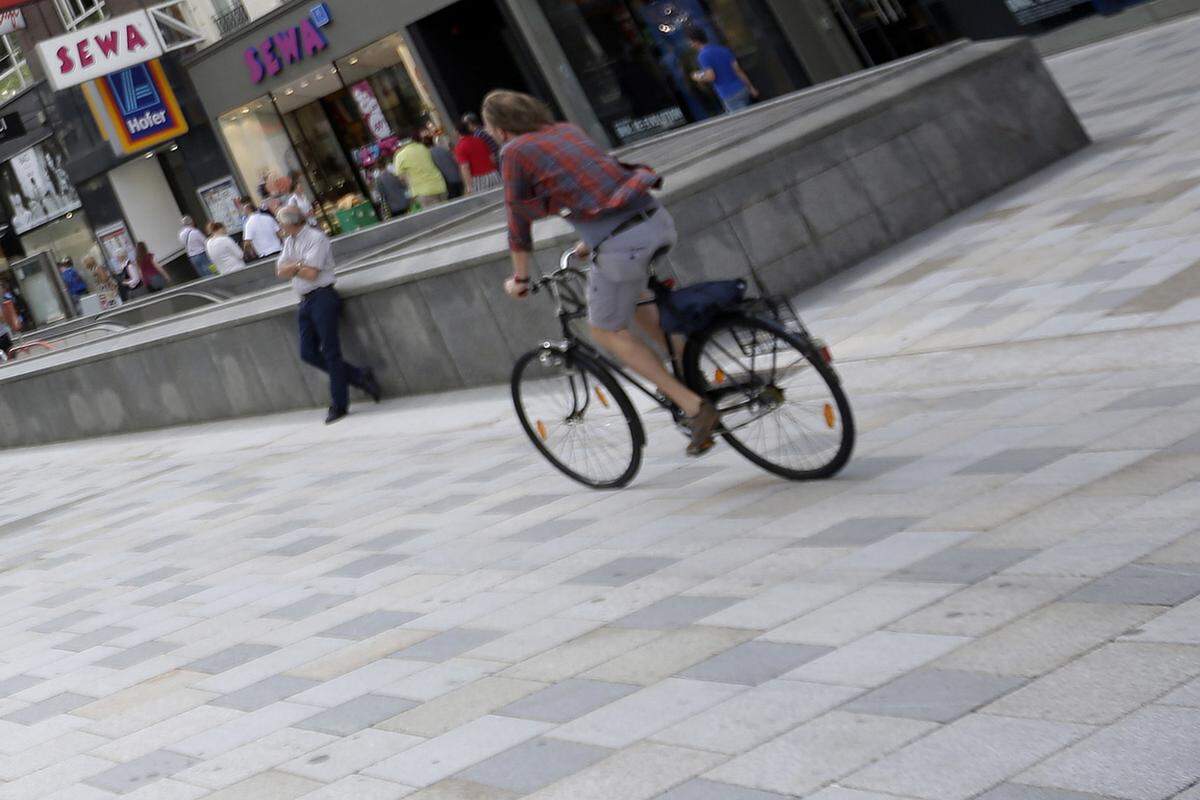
[454,122,501,194]
[485,90,719,456]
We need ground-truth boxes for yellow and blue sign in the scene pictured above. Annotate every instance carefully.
[89,58,187,155]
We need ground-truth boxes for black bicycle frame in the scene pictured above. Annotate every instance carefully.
[555,304,682,414]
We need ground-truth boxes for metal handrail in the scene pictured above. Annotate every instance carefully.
[95,290,223,322]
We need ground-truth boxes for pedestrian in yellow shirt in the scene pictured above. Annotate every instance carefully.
[392,130,448,210]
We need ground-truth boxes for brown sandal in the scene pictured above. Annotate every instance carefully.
[686,401,720,456]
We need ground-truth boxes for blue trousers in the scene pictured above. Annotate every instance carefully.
[189,252,215,278]
[721,88,752,113]
[297,286,367,412]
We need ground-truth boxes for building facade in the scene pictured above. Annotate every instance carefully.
[0,0,282,324]
[184,0,863,232]
[0,0,1114,325]
[185,0,1110,234]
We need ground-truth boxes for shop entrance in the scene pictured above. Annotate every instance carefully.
[539,0,810,145]
[220,31,444,234]
[826,1,957,67]
[409,0,551,122]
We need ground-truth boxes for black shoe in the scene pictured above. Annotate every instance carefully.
[362,368,382,403]
[325,407,348,425]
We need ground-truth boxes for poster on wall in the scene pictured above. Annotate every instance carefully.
[1005,0,1092,25]
[198,177,244,235]
[0,138,81,235]
[350,81,394,141]
[96,221,135,272]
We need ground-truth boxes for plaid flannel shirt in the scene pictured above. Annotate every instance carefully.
[501,123,660,252]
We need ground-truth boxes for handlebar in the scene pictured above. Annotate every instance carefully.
[529,249,588,296]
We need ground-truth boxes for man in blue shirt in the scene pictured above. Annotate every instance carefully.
[58,258,88,314]
[688,28,759,113]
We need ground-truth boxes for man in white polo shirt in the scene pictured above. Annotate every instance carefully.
[275,205,380,424]
[243,202,283,260]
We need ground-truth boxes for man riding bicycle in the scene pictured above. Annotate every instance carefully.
[486,90,721,456]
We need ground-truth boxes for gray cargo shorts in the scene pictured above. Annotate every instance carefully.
[587,208,678,332]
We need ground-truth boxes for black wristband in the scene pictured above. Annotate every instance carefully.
[513,276,530,284]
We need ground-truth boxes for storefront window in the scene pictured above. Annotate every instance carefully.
[218,100,301,206]
[216,32,448,236]
[0,138,80,236]
[336,33,440,145]
[539,0,807,143]
[20,211,103,273]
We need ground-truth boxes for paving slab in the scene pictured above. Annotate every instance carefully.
[843,668,1026,722]
[706,711,937,796]
[1018,705,1200,799]
[2,20,1200,800]
[845,714,1092,800]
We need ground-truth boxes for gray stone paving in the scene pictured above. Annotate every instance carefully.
[0,18,1199,800]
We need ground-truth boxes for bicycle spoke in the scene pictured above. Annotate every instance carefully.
[696,318,850,479]
[515,352,638,488]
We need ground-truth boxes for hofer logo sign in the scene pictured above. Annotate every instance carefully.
[90,59,188,155]
[35,10,163,92]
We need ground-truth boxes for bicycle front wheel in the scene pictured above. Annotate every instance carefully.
[685,314,854,480]
[512,346,644,489]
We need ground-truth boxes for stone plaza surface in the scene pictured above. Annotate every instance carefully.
[1,18,1199,800]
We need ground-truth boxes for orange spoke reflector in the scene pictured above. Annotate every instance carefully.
[536,420,548,440]
[595,387,610,407]
[714,369,726,385]
[823,403,836,429]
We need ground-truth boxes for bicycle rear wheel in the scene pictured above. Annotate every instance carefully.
[685,313,854,480]
[511,346,644,489]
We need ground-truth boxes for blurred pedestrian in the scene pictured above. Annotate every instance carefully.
[117,248,142,296]
[392,130,448,210]
[83,255,121,308]
[461,112,500,163]
[374,167,411,217]
[1,279,31,331]
[236,195,254,229]
[688,27,758,113]
[180,216,216,278]
[0,315,12,359]
[135,242,169,294]
[244,203,283,260]
[275,205,381,425]
[285,174,317,225]
[58,257,88,313]
[425,132,464,199]
[205,222,246,274]
[455,120,501,194]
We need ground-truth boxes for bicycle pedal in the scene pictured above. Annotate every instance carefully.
[686,437,717,458]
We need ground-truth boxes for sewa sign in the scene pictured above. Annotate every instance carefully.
[244,3,332,84]
[35,10,165,92]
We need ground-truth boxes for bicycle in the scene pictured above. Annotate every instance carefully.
[510,250,855,489]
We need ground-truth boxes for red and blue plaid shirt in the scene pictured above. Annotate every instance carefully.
[501,123,660,252]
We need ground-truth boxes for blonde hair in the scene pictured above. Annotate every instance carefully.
[481,90,554,136]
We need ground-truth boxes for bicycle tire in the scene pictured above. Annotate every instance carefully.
[684,313,855,480]
[511,346,645,489]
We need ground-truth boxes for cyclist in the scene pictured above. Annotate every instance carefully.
[485,89,720,456]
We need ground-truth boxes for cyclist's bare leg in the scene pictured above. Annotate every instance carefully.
[591,325,703,417]
[632,303,685,368]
